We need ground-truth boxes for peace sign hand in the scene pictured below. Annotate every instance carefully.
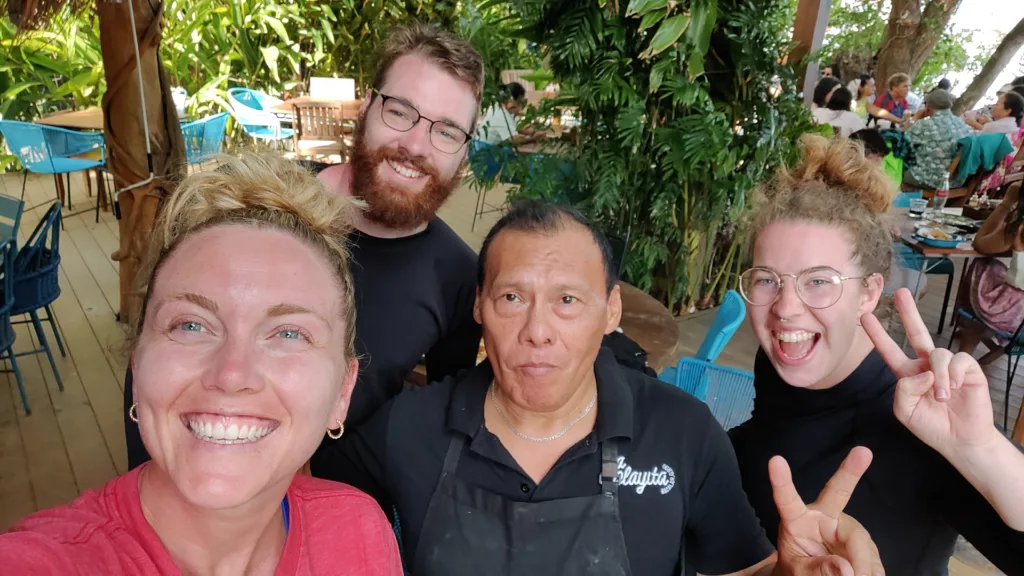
[770,447,883,576]
[861,288,998,457]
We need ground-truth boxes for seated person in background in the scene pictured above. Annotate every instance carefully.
[976,92,1024,196]
[966,91,1024,135]
[476,81,542,146]
[870,72,911,124]
[810,75,840,109]
[958,182,1024,351]
[730,135,1024,575]
[849,74,904,126]
[0,154,402,575]
[812,86,865,136]
[319,199,885,576]
[849,129,889,161]
[903,88,971,189]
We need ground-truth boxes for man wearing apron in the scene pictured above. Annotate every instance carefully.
[320,201,883,576]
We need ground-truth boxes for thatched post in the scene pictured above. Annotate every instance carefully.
[97,0,185,325]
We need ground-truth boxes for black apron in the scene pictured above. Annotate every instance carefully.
[411,434,633,576]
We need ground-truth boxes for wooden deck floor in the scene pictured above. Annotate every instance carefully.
[0,172,1016,574]
[0,171,128,529]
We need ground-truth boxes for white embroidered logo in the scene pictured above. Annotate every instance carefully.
[615,456,675,495]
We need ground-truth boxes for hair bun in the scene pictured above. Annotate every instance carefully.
[780,134,896,215]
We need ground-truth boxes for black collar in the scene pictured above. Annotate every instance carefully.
[446,347,634,442]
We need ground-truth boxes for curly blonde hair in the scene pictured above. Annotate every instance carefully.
[752,134,897,279]
[129,153,357,358]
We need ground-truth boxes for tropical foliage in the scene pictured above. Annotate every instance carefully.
[484,0,813,312]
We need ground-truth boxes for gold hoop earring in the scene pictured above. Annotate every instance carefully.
[327,421,344,440]
[129,403,139,424]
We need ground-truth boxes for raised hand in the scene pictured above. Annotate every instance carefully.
[861,288,998,455]
[770,447,883,576]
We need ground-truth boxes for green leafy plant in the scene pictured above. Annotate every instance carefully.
[0,8,104,120]
[485,0,813,313]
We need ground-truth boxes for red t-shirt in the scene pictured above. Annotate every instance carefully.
[0,466,402,575]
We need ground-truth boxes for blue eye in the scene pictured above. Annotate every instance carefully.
[277,329,304,340]
[178,321,203,332]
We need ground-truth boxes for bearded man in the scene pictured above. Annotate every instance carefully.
[123,23,483,468]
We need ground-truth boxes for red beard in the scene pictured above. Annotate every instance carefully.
[349,120,463,230]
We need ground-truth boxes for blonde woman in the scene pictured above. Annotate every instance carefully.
[0,154,402,575]
[729,135,1024,574]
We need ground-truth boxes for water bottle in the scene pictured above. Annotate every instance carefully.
[933,173,949,213]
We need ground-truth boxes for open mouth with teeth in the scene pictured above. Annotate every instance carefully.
[182,414,280,445]
[772,330,822,364]
[386,159,426,180]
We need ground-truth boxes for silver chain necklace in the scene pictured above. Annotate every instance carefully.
[489,383,598,443]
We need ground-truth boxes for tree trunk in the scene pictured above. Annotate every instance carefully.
[874,0,961,88]
[952,17,1024,115]
[97,0,186,326]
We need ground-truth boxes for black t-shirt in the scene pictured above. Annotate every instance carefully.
[124,218,481,469]
[729,349,1024,576]
[318,348,775,575]
[340,220,481,425]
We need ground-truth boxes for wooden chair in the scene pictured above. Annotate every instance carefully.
[290,100,354,161]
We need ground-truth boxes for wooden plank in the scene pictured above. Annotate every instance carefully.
[18,175,128,476]
[0,370,36,530]
[5,322,80,511]
[20,295,118,495]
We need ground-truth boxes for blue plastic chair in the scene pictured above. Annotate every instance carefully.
[0,120,105,207]
[658,290,746,389]
[662,357,755,430]
[10,202,66,400]
[181,112,229,166]
[695,290,746,363]
[226,88,294,143]
[0,239,27,413]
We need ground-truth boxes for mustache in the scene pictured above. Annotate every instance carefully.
[377,147,440,181]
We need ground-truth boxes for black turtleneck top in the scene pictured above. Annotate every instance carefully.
[729,349,1024,576]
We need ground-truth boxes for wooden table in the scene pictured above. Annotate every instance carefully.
[618,281,679,372]
[36,108,104,131]
[36,107,193,131]
[268,97,363,118]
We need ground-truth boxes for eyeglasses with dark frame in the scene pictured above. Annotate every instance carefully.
[371,89,470,154]
[738,266,876,310]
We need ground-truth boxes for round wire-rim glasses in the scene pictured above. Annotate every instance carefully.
[738,266,876,310]
[372,89,470,154]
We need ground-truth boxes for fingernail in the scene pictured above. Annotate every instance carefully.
[936,388,949,400]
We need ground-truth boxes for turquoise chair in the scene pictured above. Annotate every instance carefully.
[694,290,746,362]
[181,112,229,166]
[226,88,294,143]
[0,120,105,207]
[663,358,755,430]
[658,289,746,386]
